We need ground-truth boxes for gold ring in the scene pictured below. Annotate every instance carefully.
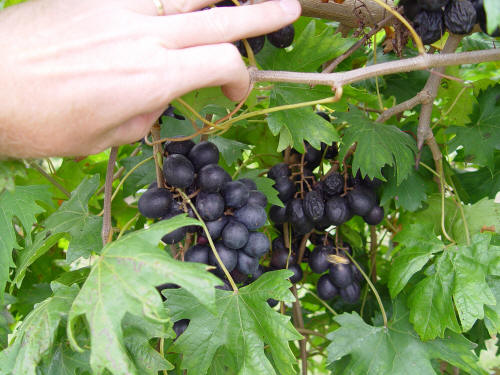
[152,0,166,15]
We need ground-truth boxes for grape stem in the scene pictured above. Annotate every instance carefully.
[102,146,118,246]
[291,285,308,375]
[178,190,239,293]
[343,251,388,328]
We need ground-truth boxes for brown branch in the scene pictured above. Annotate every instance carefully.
[29,161,71,198]
[291,285,307,375]
[297,328,327,339]
[249,48,499,87]
[102,146,119,246]
[376,90,432,123]
[297,231,312,264]
[96,145,141,195]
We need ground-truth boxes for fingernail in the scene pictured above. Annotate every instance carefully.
[279,0,301,17]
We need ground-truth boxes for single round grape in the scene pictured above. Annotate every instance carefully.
[235,36,265,57]
[328,262,353,288]
[242,231,270,258]
[268,163,290,180]
[288,263,303,284]
[205,215,228,239]
[309,245,333,274]
[237,251,260,275]
[270,247,296,269]
[223,181,250,208]
[269,205,288,224]
[303,142,323,168]
[173,319,190,339]
[249,264,267,282]
[303,190,325,222]
[185,244,210,264]
[164,137,195,156]
[414,10,445,45]
[230,268,249,284]
[161,211,188,244]
[286,199,314,234]
[363,205,384,225]
[247,191,267,207]
[195,192,225,221]
[267,298,279,307]
[163,154,195,189]
[350,263,363,283]
[222,220,249,250]
[273,176,296,203]
[340,282,361,304]
[444,0,476,35]
[316,111,330,121]
[267,24,295,48]
[198,164,231,193]
[188,141,219,171]
[233,203,267,230]
[272,236,287,252]
[209,242,238,273]
[317,274,339,301]
[323,173,344,196]
[402,0,422,20]
[238,178,257,191]
[138,187,173,219]
[347,186,376,216]
[325,196,351,225]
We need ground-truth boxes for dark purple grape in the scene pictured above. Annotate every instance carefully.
[325,196,351,225]
[249,265,267,282]
[230,268,249,284]
[188,141,219,171]
[267,298,279,307]
[205,216,228,239]
[329,262,353,288]
[163,154,195,189]
[268,163,290,180]
[173,319,189,338]
[138,188,172,219]
[164,137,195,156]
[185,244,210,264]
[286,198,314,234]
[303,142,322,168]
[324,142,338,160]
[235,36,265,57]
[417,0,449,11]
[195,192,225,221]
[350,263,363,283]
[223,181,250,208]
[347,186,376,216]
[242,231,270,258]
[269,205,288,224]
[247,191,267,207]
[272,237,287,252]
[414,10,444,45]
[303,190,325,222]
[444,0,476,34]
[271,248,296,269]
[309,245,333,274]
[222,220,249,249]
[402,0,423,20]
[273,176,295,203]
[267,24,295,48]
[314,212,332,230]
[215,279,232,290]
[209,242,238,273]
[340,282,361,304]
[156,283,179,301]
[316,111,330,121]
[363,205,384,225]
[288,263,303,283]
[161,211,188,244]
[323,172,344,196]
[237,251,260,275]
[317,274,339,301]
[198,164,231,193]
[233,204,267,230]
[238,178,257,191]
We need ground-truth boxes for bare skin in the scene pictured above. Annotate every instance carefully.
[0,0,301,158]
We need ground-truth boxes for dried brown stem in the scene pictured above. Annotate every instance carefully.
[97,146,141,195]
[376,90,431,123]
[297,231,312,264]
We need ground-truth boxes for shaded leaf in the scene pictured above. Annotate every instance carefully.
[380,168,430,211]
[210,137,251,166]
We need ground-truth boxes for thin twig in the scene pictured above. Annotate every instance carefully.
[369,225,377,283]
[29,161,71,198]
[102,146,119,246]
[151,123,165,188]
[291,285,307,375]
[97,145,141,195]
[297,328,327,339]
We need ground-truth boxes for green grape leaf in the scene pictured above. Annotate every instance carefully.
[0,160,26,193]
[408,234,500,339]
[452,198,500,244]
[448,85,500,170]
[38,341,91,375]
[0,185,52,302]
[165,270,302,375]
[67,218,220,375]
[44,175,103,263]
[388,223,444,298]
[484,276,500,336]
[210,137,251,166]
[120,145,155,197]
[484,0,500,33]
[380,167,430,211]
[0,283,79,375]
[268,83,339,153]
[258,20,355,72]
[175,87,234,115]
[327,298,485,375]
[336,106,417,184]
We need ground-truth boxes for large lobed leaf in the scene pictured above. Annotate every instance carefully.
[165,270,302,375]
[67,218,221,375]
[0,283,80,375]
[327,298,485,375]
[336,106,417,184]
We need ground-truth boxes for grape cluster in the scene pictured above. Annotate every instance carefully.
[138,139,270,282]
[266,112,385,303]
[400,0,498,45]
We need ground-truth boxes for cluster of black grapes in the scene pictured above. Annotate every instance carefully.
[138,139,270,283]
[265,112,385,304]
[401,0,498,45]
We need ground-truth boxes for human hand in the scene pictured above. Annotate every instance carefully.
[0,0,300,158]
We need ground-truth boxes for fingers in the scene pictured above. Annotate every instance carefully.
[164,43,250,102]
[119,0,223,16]
[108,110,164,147]
[144,0,301,48]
